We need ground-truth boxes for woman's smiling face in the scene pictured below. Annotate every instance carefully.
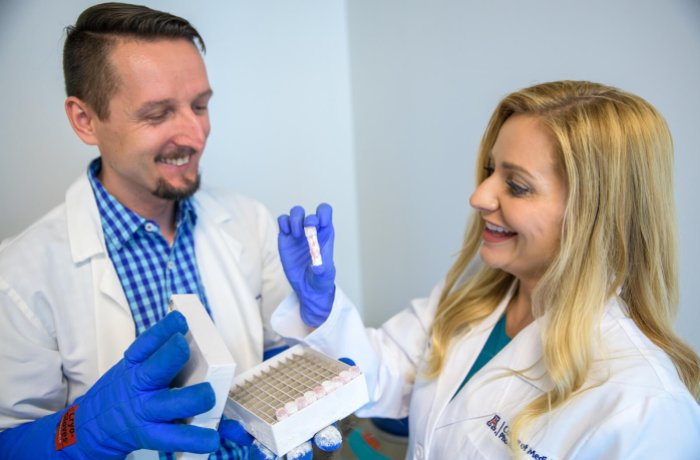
[469,114,567,290]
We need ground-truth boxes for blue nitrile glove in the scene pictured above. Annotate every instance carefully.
[219,419,341,460]
[249,425,343,460]
[0,311,219,460]
[278,204,336,327]
[218,417,253,452]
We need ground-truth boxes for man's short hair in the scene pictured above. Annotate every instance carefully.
[63,2,206,120]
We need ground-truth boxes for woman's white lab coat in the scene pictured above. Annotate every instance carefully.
[272,283,700,459]
[0,174,290,459]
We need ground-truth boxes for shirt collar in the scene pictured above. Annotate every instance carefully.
[177,194,198,235]
[87,158,197,250]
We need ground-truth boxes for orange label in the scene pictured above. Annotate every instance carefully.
[55,405,78,450]
[362,430,381,450]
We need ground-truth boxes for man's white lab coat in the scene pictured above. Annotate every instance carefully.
[0,174,290,459]
[272,283,700,459]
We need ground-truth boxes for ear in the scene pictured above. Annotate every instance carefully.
[64,96,100,145]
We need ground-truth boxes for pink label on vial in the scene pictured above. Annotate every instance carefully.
[276,407,289,421]
[304,227,323,266]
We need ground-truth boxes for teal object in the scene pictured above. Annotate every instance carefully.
[453,313,511,398]
[348,429,391,460]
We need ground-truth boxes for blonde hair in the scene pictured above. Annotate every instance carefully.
[426,80,700,451]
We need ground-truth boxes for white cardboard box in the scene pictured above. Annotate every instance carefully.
[224,345,369,456]
[169,294,237,460]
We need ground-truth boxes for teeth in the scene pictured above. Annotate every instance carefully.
[485,222,512,234]
[160,155,190,166]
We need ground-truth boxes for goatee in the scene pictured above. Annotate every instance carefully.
[153,173,201,200]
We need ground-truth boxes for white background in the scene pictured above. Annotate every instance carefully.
[1,0,698,352]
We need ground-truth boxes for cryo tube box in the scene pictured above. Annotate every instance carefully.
[224,345,369,457]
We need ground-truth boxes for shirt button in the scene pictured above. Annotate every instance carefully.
[145,222,156,232]
[167,261,175,270]
[416,444,424,459]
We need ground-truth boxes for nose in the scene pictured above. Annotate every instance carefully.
[469,176,499,213]
[174,109,209,151]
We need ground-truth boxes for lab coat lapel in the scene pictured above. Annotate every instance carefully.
[436,315,552,428]
[93,256,136,373]
[194,190,244,262]
[65,175,135,373]
[193,191,263,374]
[423,288,513,436]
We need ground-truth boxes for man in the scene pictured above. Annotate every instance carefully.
[0,3,336,459]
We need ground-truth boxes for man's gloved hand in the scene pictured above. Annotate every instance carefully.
[59,311,219,458]
[219,406,342,460]
[217,417,253,450]
[219,418,341,460]
[278,204,336,327]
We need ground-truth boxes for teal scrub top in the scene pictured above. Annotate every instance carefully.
[453,313,511,398]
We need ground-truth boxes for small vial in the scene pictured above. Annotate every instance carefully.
[322,379,339,392]
[313,384,327,398]
[276,407,289,421]
[304,226,323,266]
[285,401,299,415]
[295,396,308,410]
[303,390,318,404]
[339,370,352,383]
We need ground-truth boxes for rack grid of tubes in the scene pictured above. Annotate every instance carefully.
[229,350,352,424]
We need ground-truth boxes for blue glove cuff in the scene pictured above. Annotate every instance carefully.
[300,285,336,327]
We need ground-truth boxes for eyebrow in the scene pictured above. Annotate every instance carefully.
[134,89,214,118]
[500,161,536,180]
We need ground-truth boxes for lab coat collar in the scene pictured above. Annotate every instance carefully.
[435,299,635,431]
[65,173,108,264]
[66,173,226,262]
[460,305,552,398]
[64,174,133,372]
[465,281,552,394]
[423,283,515,431]
[65,173,244,265]
[191,187,243,262]
[431,284,554,430]
[435,301,654,434]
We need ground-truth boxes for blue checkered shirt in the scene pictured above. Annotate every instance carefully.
[87,159,246,460]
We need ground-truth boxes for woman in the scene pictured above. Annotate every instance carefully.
[273,81,700,459]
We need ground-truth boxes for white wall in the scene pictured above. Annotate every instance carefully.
[346,0,700,353]
[1,1,698,353]
[0,1,362,304]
